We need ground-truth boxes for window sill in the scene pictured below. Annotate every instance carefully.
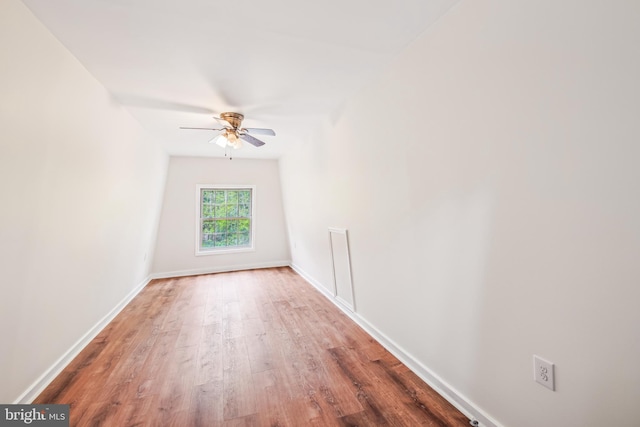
[195,246,255,257]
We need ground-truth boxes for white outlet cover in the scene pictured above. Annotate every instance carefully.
[534,355,555,391]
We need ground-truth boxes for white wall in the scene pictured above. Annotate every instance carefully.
[0,0,168,403]
[151,156,290,276]
[279,1,640,426]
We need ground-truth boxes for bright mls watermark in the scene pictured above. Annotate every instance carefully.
[0,405,69,426]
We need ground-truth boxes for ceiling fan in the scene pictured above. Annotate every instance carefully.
[180,112,275,150]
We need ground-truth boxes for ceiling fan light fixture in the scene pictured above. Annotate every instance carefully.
[225,130,242,149]
[211,134,228,147]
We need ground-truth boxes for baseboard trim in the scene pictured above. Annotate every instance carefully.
[14,275,152,404]
[150,260,292,280]
[290,262,502,427]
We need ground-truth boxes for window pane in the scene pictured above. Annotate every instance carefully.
[214,234,227,247]
[215,191,225,204]
[202,234,214,248]
[203,191,213,204]
[202,204,214,218]
[215,220,227,233]
[214,205,226,218]
[228,219,238,233]
[227,191,238,204]
[202,220,214,234]
[239,203,250,217]
[226,204,239,218]
[238,219,250,232]
[227,233,238,246]
[238,232,250,245]
[239,191,250,204]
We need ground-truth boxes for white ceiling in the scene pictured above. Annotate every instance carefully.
[22,0,458,159]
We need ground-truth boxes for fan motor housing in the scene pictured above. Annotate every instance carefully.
[220,112,244,129]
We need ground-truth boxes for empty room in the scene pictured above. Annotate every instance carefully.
[1,0,639,426]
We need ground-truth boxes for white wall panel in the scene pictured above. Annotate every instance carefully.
[279,1,640,425]
[0,0,168,403]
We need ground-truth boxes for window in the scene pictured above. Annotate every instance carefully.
[196,185,255,255]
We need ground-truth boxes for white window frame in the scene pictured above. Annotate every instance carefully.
[195,184,256,256]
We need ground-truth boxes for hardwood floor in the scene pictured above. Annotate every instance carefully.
[35,267,470,426]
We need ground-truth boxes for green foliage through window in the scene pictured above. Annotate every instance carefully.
[200,187,253,251]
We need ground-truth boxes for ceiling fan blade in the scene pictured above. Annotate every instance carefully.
[239,134,266,147]
[179,127,225,131]
[243,128,276,136]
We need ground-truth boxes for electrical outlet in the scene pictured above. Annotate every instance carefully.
[533,355,555,391]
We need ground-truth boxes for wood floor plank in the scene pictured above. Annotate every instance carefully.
[245,330,274,374]
[195,322,223,385]
[223,301,244,340]
[34,267,470,426]
[203,277,224,326]
[252,369,291,427]
[222,414,260,427]
[191,380,224,426]
[223,337,257,420]
[139,328,180,391]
